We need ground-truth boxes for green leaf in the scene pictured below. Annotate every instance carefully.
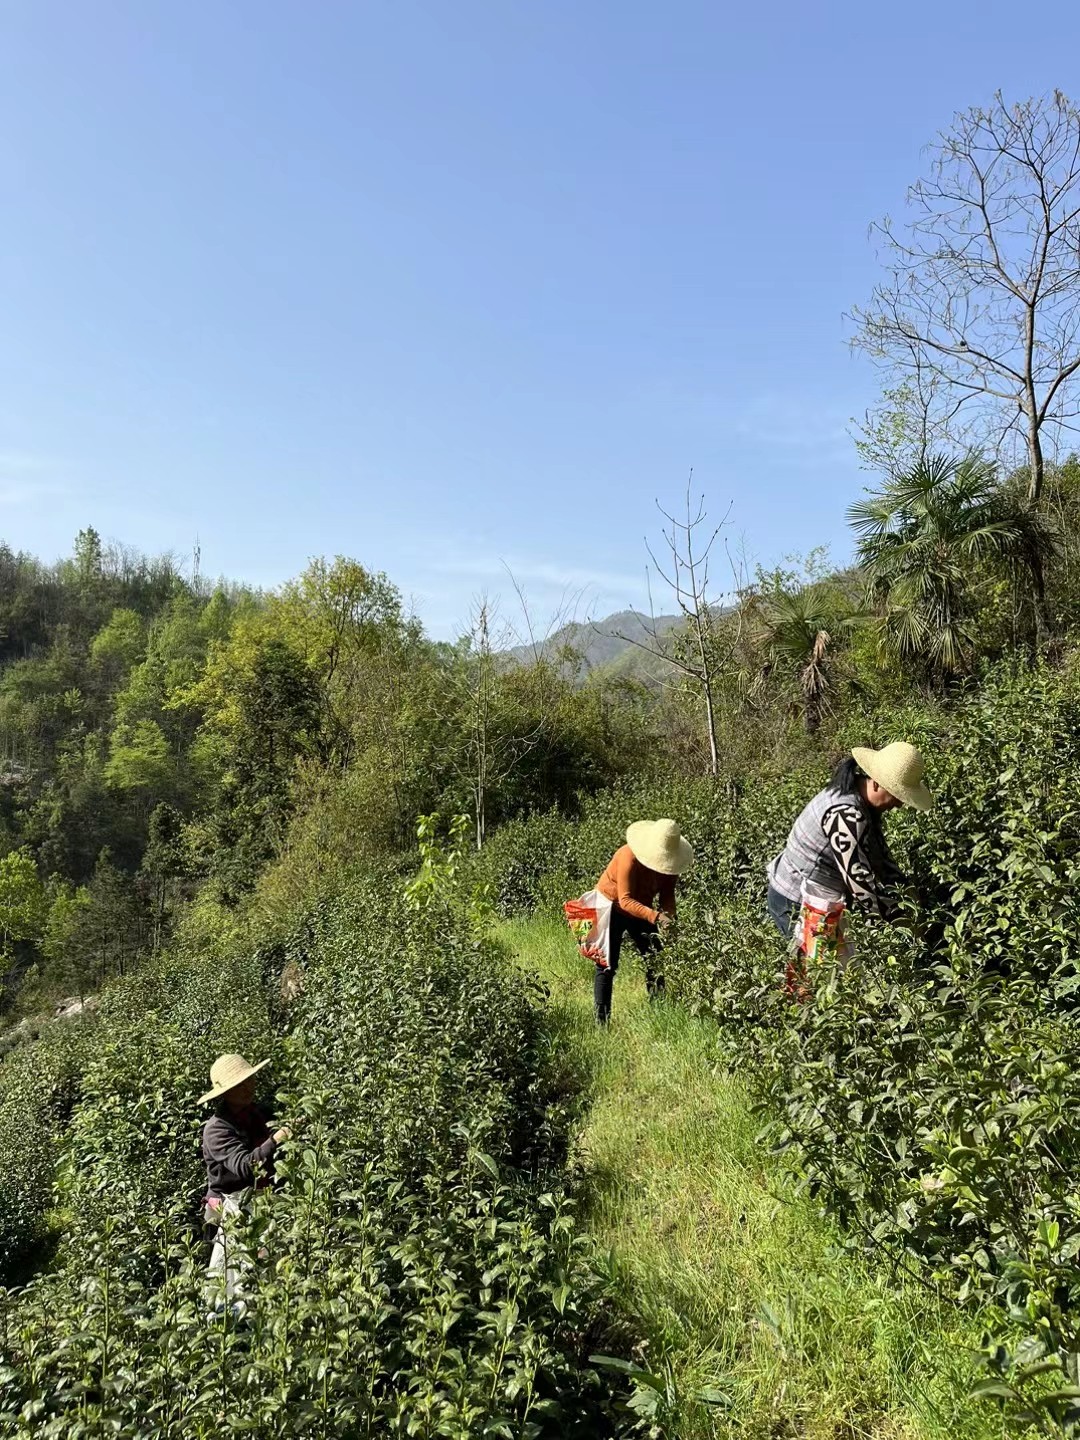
[971,1381,1019,1400]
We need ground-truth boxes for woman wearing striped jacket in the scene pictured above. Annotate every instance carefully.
[766,742,933,986]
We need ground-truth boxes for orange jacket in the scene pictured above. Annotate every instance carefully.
[597,844,677,925]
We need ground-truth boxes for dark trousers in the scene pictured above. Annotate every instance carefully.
[767,885,800,939]
[594,908,665,1024]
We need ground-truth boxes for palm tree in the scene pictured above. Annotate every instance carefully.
[848,453,1056,679]
[753,582,865,733]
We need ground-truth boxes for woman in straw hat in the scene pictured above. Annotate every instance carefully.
[592,819,694,1024]
[199,1053,291,1312]
[766,742,932,989]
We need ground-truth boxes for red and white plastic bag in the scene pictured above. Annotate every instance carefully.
[798,885,855,965]
[563,889,614,969]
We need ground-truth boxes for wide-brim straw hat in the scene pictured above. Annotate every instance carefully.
[851,741,934,812]
[198,1053,271,1106]
[626,819,695,876]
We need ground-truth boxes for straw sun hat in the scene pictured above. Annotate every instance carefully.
[851,741,934,812]
[198,1053,271,1106]
[626,819,695,876]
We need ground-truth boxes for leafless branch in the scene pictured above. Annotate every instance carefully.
[851,91,1080,500]
[614,474,735,776]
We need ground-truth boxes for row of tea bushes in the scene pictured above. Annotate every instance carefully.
[479,658,1080,1428]
[0,882,632,1437]
[0,907,271,1285]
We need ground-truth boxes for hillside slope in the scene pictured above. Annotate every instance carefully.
[506,609,682,684]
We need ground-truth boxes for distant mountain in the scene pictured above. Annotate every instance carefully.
[506,609,683,683]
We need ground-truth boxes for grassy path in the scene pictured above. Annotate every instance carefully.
[503,914,1010,1440]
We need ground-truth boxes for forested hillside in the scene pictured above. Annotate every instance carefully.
[0,529,656,1022]
[6,88,1080,1440]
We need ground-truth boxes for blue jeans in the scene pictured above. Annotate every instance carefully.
[767,885,800,940]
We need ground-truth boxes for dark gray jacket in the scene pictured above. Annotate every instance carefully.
[202,1106,277,1199]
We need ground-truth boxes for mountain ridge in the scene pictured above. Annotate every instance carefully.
[505,607,683,681]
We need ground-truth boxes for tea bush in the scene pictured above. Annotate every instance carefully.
[741,658,1080,1423]
[0,1026,84,1275]
[467,775,772,918]
[0,913,274,1287]
[483,657,1080,1427]
[0,882,633,1437]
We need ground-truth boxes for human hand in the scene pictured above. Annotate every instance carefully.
[657,912,673,932]
[273,1125,292,1145]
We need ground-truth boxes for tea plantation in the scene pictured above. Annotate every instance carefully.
[0,885,634,1438]
[475,658,1080,1434]
[5,657,1080,1435]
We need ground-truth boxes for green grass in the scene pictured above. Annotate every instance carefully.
[503,913,1013,1440]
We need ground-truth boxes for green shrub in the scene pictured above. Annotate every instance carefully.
[0,1027,84,1275]
[468,775,767,919]
[0,920,272,1288]
[0,883,632,1437]
[666,659,1080,1424]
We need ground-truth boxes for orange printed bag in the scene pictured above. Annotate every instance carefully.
[563,889,614,969]
[799,899,854,964]
[785,887,855,1001]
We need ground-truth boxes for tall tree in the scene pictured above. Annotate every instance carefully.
[70,850,147,985]
[201,636,321,898]
[0,849,47,960]
[139,802,186,950]
[103,719,175,811]
[89,609,145,696]
[276,557,404,769]
[752,582,863,734]
[73,528,104,585]
[448,599,543,850]
[39,882,93,1002]
[853,92,1080,503]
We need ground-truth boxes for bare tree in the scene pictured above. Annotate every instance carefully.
[852,91,1080,502]
[499,564,588,670]
[450,596,544,851]
[463,599,499,851]
[615,478,734,777]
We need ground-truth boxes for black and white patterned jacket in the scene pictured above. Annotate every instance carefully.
[767,784,906,918]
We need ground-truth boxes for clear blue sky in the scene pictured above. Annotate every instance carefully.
[1,2,1076,638]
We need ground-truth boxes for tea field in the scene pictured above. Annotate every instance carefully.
[503,913,1010,1440]
[0,885,636,1438]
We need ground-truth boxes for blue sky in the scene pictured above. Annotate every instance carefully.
[0,1,1076,639]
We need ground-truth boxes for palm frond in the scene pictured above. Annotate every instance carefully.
[849,448,1049,681]
[847,493,900,541]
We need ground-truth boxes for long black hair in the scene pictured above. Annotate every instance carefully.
[831,754,887,833]
[831,755,863,795]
